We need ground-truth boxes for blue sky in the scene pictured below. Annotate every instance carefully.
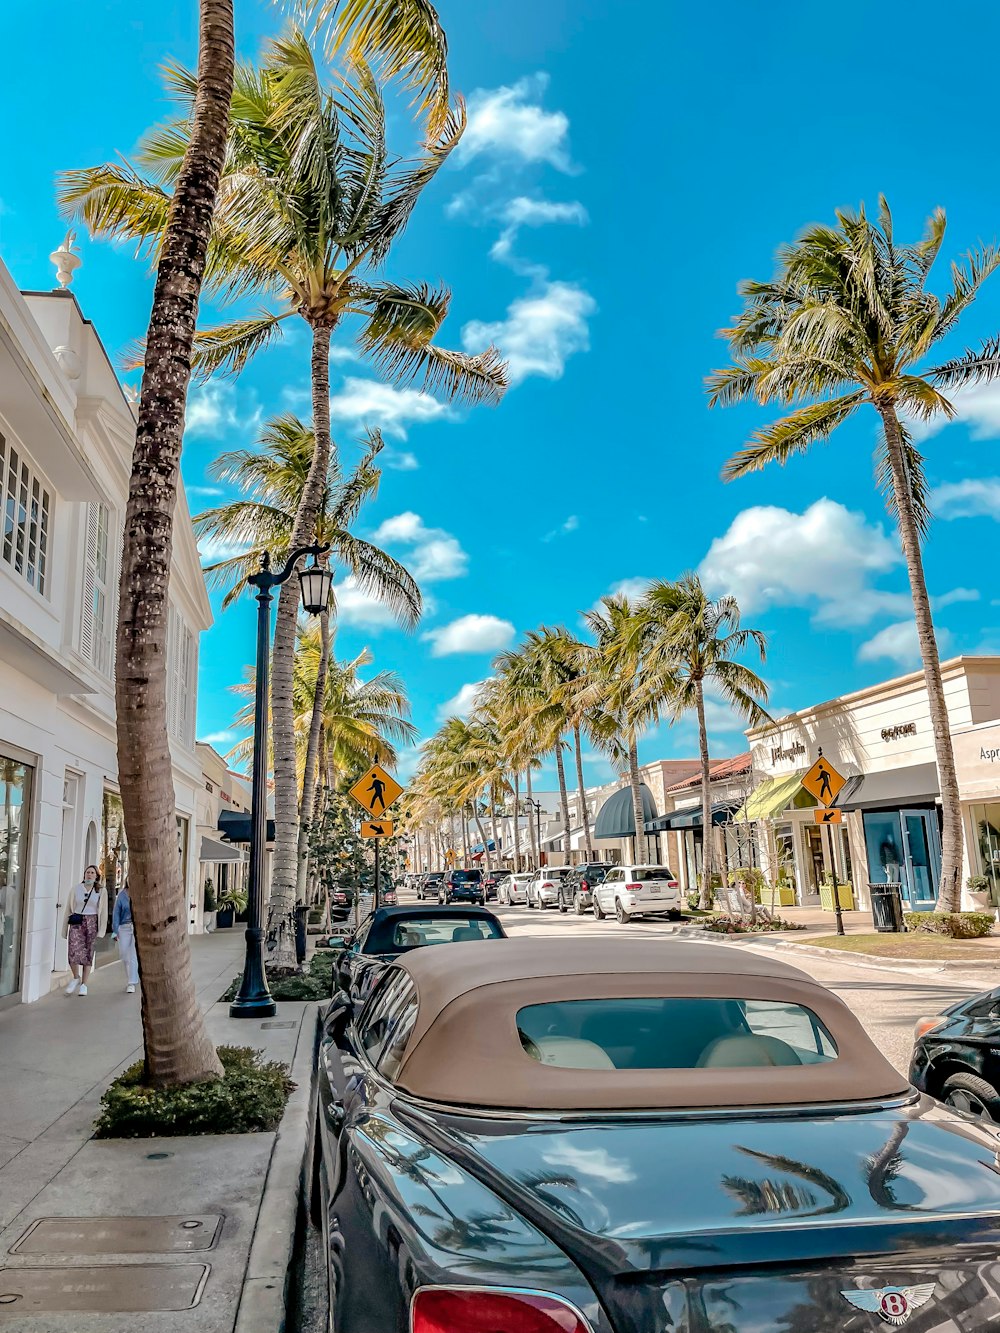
[4,0,1000,786]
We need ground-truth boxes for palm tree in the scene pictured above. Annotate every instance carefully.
[636,576,770,909]
[194,412,420,930]
[707,199,1000,910]
[60,33,507,969]
[93,0,235,1088]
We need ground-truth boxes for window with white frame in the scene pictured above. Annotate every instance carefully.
[80,502,116,675]
[1,431,51,596]
[167,605,197,747]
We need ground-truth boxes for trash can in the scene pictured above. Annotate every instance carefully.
[870,882,905,933]
[295,903,308,964]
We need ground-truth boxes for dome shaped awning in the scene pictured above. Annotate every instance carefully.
[593,783,658,840]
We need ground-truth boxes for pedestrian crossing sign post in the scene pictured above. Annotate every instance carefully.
[349,763,403,817]
[360,820,394,839]
[802,750,847,936]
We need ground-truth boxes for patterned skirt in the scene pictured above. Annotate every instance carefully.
[68,914,99,967]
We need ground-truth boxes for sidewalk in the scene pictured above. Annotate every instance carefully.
[0,931,314,1331]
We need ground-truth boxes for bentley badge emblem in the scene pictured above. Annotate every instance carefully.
[841,1284,936,1326]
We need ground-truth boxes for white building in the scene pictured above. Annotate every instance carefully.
[194,743,251,935]
[0,252,211,1005]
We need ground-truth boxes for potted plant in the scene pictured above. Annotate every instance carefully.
[216,884,248,929]
[967,874,991,910]
[820,871,855,912]
[202,877,217,931]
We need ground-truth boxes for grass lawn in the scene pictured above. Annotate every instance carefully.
[809,933,998,961]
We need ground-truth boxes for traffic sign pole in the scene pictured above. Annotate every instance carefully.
[817,749,845,937]
[374,838,380,913]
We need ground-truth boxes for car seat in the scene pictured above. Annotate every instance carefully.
[452,925,485,941]
[530,1037,616,1069]
[697,1034,803,1067]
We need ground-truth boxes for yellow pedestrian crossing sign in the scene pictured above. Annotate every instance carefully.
[814,808,843,826]
[349,763,403,818]
[801,755,846,807]
[360,819,394,839]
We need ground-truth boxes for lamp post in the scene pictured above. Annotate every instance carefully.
[230,544,332,1019]
[522,797,543,869]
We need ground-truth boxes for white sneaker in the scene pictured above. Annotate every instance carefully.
[78,984,88,996]
[65,978,79,996]
[126,984,136,994]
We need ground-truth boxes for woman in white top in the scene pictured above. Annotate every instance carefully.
[61,865,108,996]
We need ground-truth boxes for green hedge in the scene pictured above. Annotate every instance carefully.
[220,949,335,1003]
[903,911,994,939]
[95,1046,294,1139]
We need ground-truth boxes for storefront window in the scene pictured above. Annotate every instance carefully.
[973,804,1000,904]
[802,826,825,894]
[0,755,32,1000]
[863,811,904,885]
[101,790,129,893]
[840,828,854,884]
[773,823,795,890]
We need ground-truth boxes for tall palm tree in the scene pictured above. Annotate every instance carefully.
[60,33,507,969]
[707,199,1000,911]
[193,412,420,926]
[637,576,770,909]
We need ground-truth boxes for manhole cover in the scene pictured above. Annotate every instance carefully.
[10,1216,223,1255]
[261,1020,296,1029]
[0,1264,209,1313]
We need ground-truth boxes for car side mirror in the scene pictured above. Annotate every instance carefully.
[324,989,353,1042]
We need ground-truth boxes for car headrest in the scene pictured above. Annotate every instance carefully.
[698,1034,803,1068]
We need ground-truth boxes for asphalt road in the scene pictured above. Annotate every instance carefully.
[491,897,985,1075]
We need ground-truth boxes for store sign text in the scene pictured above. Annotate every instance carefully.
[982,747,1000,763]
[881,723,917,742]
[771,740,806,764]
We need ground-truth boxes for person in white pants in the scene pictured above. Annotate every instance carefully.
[111,883,140,994]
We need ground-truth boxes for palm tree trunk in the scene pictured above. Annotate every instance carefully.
[627,732,646,865]
[554,737,573,864]
[573,724,592,858]
[695,679,714,910]
[880,405,964,911]
[512,771,522,871]
[114,0,233,1087]
[268,318,333,969]
[472,807,489,873]
[460,809,470,863]
[526,768,538,868]
[489,801,500,872]
[294,603,331,907]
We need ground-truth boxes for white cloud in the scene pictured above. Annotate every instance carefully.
[542,1143,636,1184]
[490,196,588,266]
[929,477,1000,519]
[543,514,578,542]
[437,680,488,720]
[185,383,238,437]
[935,587,980,608]
[463,280,595,385]
[186,483,224,499]
[200,730,237,747]
[858,620,953,669]
[197,534,252,566]
[909,382,1000,442]
[329,378,451,440]
[423,614,516,657]
[700,499,902,628]
[382,447,419,472]
[371,512,468,582]
[460,74,573,171]
[335,575,407,629]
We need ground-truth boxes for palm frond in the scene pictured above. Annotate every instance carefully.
[875,420,931,541]
[56,162,170,259]
[722,393,865,480]
[191,311,290,378]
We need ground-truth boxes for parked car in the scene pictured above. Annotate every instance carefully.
[314,937,1000,1332]
[481,867,509,900]
[439,868,485,905]
[416,872,444,901]
[910,985,1000,1118]
[526,865,573,909]
[559,862,613,914]
[328,885,355,920]
[380,885,398,906]
[331,904,506,1002]
[498,870,534,905]
[593,864,683,923]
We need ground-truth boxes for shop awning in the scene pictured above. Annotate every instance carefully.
[837,763,939,812]
[732,772,811,823]
[218,811,276,844]
[646,802,740,832]
[593,784,658,840]
[200,835,246,864]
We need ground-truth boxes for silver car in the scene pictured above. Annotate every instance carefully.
[526,866,573,909]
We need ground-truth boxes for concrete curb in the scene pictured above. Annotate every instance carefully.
[675,926,1000,976]
[234,1002,322,1333]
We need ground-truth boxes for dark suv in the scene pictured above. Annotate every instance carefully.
[481,867,508,901]
[439,868,485,906]
[416,872,444,901]
[559,862,614,915]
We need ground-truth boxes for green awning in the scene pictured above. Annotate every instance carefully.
[733,771,814,823]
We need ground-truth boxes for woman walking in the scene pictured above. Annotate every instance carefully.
[61,864,108,996]
[112,881,139,994]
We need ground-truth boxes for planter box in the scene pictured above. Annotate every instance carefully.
[216,908,236,929]
[754,885,796,907]
[820,882,855,911]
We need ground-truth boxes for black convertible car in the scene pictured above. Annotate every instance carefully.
[313,937,1000,1332]
[331,904,506,1002]
[910,984,1000,1118]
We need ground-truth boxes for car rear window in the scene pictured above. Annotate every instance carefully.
[516,998,838,1070]
[629,867,676,881]
[451,870,482,883]
[388,917,503,949]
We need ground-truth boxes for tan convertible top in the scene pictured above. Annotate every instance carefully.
[390,939,909,1111]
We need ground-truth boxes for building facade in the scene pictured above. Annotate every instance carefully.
[744,657,1000,912]
[0,257,212,1005]
[195,744,251,934]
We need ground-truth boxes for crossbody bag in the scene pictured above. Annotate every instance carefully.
[68,888,95,927]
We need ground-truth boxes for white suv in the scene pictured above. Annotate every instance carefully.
[498,871,534,905]
[593,865,683,923]
[527,866,573,909]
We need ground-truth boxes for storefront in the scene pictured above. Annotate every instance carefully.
[953,719,1000,904]
[838,764,940,909]
[0,749,33,1004]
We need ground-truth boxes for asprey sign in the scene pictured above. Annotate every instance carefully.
[801,755,846,807]
[349,763,403,817]
[360,820,395,839]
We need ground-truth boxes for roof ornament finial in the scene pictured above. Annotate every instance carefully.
[49,230,82,289]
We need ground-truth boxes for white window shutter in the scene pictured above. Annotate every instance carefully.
[80,505,98,662]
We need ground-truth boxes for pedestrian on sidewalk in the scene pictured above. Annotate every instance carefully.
[112,882,140,994]
[61,865,108,996]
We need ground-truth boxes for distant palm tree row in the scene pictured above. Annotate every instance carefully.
[406,576,770,908]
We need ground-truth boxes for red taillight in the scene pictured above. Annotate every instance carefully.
[411,1287,593,1333]
[626,883,640,891]
[667,880,678,888]
[580,880,589,891]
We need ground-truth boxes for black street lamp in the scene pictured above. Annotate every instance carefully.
[522,797,543,869]
[230,544,333,1019]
